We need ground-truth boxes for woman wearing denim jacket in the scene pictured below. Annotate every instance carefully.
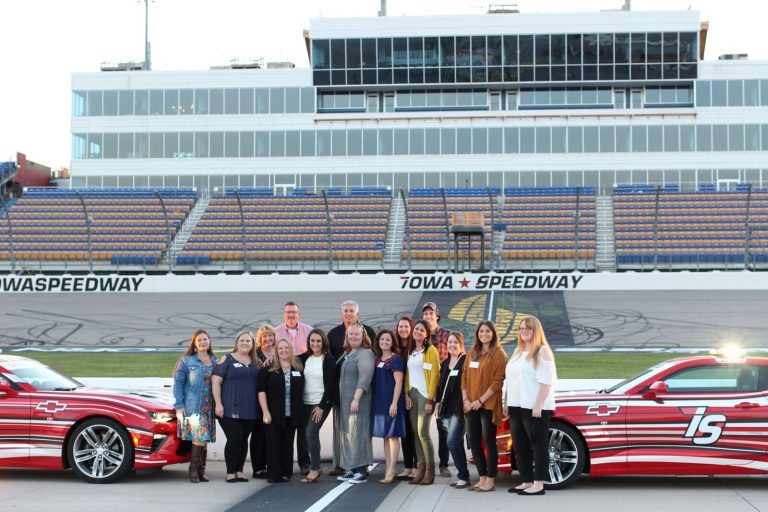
[173,329,219,483]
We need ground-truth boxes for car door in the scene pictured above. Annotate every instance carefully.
[625,363,766,474]
[0,372,31,466]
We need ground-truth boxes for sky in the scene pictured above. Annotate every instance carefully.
[1,0,767,169]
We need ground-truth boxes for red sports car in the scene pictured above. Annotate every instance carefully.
[0,354,189,483]
[497,354,768,488]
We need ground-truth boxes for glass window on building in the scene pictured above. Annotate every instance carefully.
[285,88,301,113]
[378,129,393,155]
[177,89,193,115]
[744,80,760,106]
[300,130,315,156]
[134,175,149,188]
[313,39,329,69]
[394,129,409,155]
[239,131,255,158]
[225,131,239,157]
[489,128,504,154]
[194,89,208,114]
[118,91,133,116]
[712,125,728,151]
[316,130,331,156]
[209,89,224,115]
[72,91,86,117]
[599,126,615,153]
[102,175,118,188]
[410,128,425,155]
[729,125,744,151]
[164,89,179,115]
[457,128,472,154]
[255,132,269,157]
[680,125,695,151]
[745,124,760,151]
[647,125,663,152]
[118,133,133,158]
[271,131,286,157]
[632,126,647,152]
[583,126,598,153]
[132,90,148,115]
[179,132,193,157]
[347,129,362,156]
[697,125,712,151]
[568,126,583,153]
[254,89,269,113]
[100,133,116,158]
[239,88,254,114]
[331,130,346,156]
[728,80,744,107]
[194,132,208,158]
[520,127,534,153]
[72,134,86,159]
[149,132,163,158]
[300,87,314,113]
[210,132,224,157]
[164,132,179,158]
[711,80,727,106]
[472,128,488,154]
[425,128,440,155]
[362,129,377,155]
[441,128,456,154]
[270,88,285,114]
[102,91,118,116]
[535,127,550,153]
[504,127,519,153]
[696,80,711,106]
[616,126,631,152]
[664,125,680,152]
[285,131,301,157]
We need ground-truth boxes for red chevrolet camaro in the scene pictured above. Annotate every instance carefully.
[497,354,768,488]
[0,355,189,483]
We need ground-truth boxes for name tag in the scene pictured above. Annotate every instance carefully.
[291,371,301,377]
[233,362,243,368]
[423,363,433,370]
[469,361,480,369]
[449,369,459,377]
[377,362,385,368]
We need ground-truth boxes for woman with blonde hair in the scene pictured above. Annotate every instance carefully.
[212,330,261,482]
[257,338,305,483]
[504,316,557,496]
[461,320,506,492]
[173,329,218,483]
[250,324,277,478]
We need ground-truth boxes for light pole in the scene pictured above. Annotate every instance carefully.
[74,190,94,273]
[141,0,152,70]
[153,190,173,272]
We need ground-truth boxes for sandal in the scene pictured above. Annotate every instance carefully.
[300,470,322,483]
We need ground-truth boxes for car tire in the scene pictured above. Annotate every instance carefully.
[544,422,586,490]
[67,417,134,483]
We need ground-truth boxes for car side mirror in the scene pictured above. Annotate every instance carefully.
[642,381,668,401]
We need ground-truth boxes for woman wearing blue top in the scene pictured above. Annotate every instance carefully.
[212,330,261,483]
[173,329,218,483]
[371,329,406,484]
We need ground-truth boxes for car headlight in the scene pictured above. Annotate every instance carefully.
[149,411,176,423]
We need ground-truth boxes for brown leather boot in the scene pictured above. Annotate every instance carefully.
[409,463,426,485]
[420,463,435,485]
[188,444,204,483]
[198,445,209,482]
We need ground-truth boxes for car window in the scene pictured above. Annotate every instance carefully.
[663,365,760,393]
[4,361,81,391]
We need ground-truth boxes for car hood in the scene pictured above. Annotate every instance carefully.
[64,386,176,411]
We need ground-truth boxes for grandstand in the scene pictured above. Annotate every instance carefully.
[2,184,767,273]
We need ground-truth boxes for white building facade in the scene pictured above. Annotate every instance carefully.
[70,10,768,195]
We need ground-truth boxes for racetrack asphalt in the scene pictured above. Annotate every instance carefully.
[1,289,767,350]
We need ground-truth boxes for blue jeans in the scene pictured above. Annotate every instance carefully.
[444,413,469,480]
[303,403,330,471]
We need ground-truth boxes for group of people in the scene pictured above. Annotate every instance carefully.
[172,299,558,495]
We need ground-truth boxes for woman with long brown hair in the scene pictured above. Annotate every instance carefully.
[173,329,219,483]
[394,315,417,480]
[461,320,507,492]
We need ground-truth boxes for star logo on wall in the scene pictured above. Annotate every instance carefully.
[459,277,470,288]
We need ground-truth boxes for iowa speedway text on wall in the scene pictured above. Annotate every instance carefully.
[0,272,765,293]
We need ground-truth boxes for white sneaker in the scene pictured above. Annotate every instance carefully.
[348,472,367,484]
[336,471,354,482]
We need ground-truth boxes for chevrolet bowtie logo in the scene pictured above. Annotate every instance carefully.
[586,403,621,417]
[36,400,68,414]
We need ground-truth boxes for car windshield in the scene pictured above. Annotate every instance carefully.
[4,360,81,391]
[604,360,676,394]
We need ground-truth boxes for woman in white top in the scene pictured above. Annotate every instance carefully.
[503,315,557,496]
[298,329,336,483]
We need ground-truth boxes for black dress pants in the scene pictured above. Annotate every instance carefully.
[508,406,552,482]
[265,418,297,481]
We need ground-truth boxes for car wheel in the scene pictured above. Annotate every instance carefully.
[67,418,134,483]
[544,422,586,490]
